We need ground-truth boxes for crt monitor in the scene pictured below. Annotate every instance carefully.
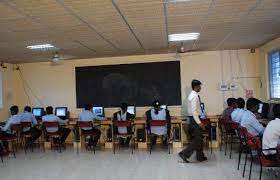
[127,106,136,115]
[160,105,167,110]
[92,106,104,116]
[55,107,68,120]
[32,108,44,119]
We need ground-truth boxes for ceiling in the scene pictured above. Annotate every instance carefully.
[0,0,279,63]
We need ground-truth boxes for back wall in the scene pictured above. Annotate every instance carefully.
[9,49,260,119]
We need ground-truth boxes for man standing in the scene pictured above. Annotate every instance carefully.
[179,79,207,163]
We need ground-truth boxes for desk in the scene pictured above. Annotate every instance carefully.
[45,116,222,149]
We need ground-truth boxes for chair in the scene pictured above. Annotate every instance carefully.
[219,118,239,158]
[201,118,213,154]
[236,126,250,171]
[112,120,135,154]
[11,124,22,152]
[147,120,172,154]
[239,126,258,180]
[76,121,97,154]
[21,121,34,154]
[42,122,62,153]
[0,131,17,161]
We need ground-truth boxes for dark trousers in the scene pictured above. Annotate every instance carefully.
[23,127,42,144]
[151,134,168,145]
[59,127,71,143]
[179,117,205,161]
[81,128,101,146]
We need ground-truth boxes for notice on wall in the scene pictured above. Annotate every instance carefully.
[245,89,254,98]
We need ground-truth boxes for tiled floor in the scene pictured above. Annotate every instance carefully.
[0,146,278,180]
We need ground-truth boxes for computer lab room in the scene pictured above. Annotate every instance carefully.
[0,0,280,180]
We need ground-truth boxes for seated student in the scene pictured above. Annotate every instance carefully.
[222,98,237,119]
[146,100,171,145]
[240,98,265,137]
[78,104,106,147]
[0,106,22,151]
[113,103,135,145]
[20,106,42,145]
[231,98,246,123]
[42,106,70,144]
[262,104,280,161]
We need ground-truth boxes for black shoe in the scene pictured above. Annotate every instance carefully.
[198,156,207,162]
[179,152,190,163]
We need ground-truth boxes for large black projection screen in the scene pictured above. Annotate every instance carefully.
[75,61,181,108]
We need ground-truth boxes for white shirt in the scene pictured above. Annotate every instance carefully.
[79,110,105,130]
[20,112,38,132]
[150,108,167,136]
[42,114,67,133]
[116,111,128,134]
[240,110,265,137]
[231,108,246,123]
[262,118,280,155]
[187,90,202,124]
[1,115,22,134]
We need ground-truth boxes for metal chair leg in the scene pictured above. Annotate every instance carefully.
[230,134,233,159]
[237,144,242,170]
[243,152,248,177]
[225,135,228,156]
[11,141,16,158]
[249,153,253,180]
[259,165,263,180]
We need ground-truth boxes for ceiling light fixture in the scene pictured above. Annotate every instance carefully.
[27,44,55,50]
[168,33,200,42]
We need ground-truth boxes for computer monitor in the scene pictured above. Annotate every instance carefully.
[92,106,104,116]
[160,105,167,110]
[55,107,68,120]
[127,106,136,115]
[32,108,44,119]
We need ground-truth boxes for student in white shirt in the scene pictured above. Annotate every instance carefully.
[179,79,207,163]
[231,98,246,123]
[113,103,135,145]
[0,106,22,151]
[0,106,22,135]
[262,104,280,161]
[146,100,171,146]
[78,104,105,147]
[20,106,41,144]
[240,98,265,137]
[42,106,70,144]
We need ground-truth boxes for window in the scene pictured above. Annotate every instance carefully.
[269,50,280,99]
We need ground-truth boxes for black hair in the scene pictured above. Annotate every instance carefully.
[46,106,53,115]
[153,100,161,108]
[227,98,237,106]
[236,98,245,109]
[10,105,19,115]
[191,79,202,90]
[246,98,262,110]
[121,103,128,111]
[84,104,92,111]
[273,104,280,119]
[24,106,32,112]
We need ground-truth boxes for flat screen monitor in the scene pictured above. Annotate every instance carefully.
[127,106,136,115]
[55,107,68,120]
[32,108,44,118]
[92,106,104,116]
[160,105,167,110]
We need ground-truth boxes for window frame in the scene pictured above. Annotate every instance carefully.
[268,49,280,100]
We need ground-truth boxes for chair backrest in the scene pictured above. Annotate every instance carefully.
[113,121,131,127]
[43,121,59,128]
[240,126,259,150]
[21,121,32,129]
[77,121,93,128]
[11,124,22,133]
[201,118,211,125]
[150,120,167,127]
